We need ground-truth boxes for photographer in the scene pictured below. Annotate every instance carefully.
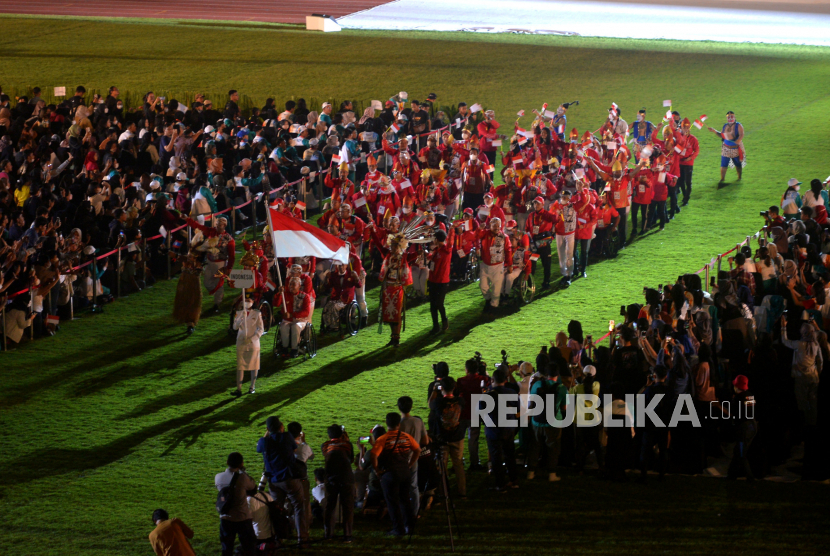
[255,417,309,547]
[456,356,489,471]
[321,424,355,543]
[148,509,195,556]
[370,413,420,537]
[428,376,467,499]
[214,452,257,556]
[483,366,520,490]
[398,396,429,518]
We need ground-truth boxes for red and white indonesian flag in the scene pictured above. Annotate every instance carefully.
[268,208,349,264]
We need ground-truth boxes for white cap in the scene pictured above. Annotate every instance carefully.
[83,245,96,255]
[145,193,155,202]
[204,125,215,134]
[399,91,408,100]
[322,102,332,109]
[176,172,187,182]
[301,166,310,175]
[308,138,319,147]
[582,365,596,377]
[788,178,802,187]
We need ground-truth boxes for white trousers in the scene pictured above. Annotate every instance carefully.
[515,212,529,233]
[280,320,308,349]
[411,267,429,296]
[504,266,523,293]
[555,234,575,278]
[480,262,505,307]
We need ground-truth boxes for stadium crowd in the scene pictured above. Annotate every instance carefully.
[2,85,717,349]
[1,85,828,555]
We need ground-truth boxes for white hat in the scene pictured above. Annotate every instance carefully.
[204,125,215,134]
[83,245,96,255]
[788,178,802,187]
[398,91,408,100]
[300,166,310,175]
[322,102,332,109]
[176,172,187,182]
[308,138,319,147]
[145,193,155,202]
[149,179,161,190]
[582,365,596,377]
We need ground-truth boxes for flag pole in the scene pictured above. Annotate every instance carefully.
[266,206,287,310]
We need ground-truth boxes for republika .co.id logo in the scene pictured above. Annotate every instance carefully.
[472,393,707,428]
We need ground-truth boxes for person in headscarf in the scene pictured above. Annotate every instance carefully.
[781,317,822,426]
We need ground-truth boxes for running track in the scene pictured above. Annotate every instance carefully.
[0,0,390,25]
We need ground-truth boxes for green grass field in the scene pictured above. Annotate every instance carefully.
[2,15,830,555]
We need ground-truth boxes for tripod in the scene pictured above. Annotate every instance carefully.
[425,443,461,552]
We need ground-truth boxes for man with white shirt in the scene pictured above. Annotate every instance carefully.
[118,121,136,144]
[214,452,257,556]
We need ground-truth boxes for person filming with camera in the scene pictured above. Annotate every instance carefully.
[370,413,421,537]
[214,452,257,556]
[256,417,309,547]
[428,376,467,500]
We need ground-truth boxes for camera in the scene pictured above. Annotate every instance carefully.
[760,210,769,217]
[257,472,271,492]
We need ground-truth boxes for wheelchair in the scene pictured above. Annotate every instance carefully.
[451,248,479,284]
[273,321,317,360]
[319,299,361,337]
[228,295,273,336]
[510,272,536,305]
[590,227,619,259]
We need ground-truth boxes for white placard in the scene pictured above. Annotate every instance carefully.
[470,103,482,113]
[54,87,66,97]
[491,140,502,147]
[229,269,255,289]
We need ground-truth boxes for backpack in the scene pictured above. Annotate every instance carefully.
[439,398,462,438]
[252,493,292,540]
[532,380,558,425]
[216,471,240,515]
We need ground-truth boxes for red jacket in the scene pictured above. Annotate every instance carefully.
[327,271,358,304]
[462,159,490,194]
[276,290,312,320]
[428,228,455,284]
[550,199,578,236]
[477,120,501,152]
[476,228,513,267]
[454,219,480,255]
[525,208,556,237]
[595,204,620,230]
[679,134,700,166]
[337,215,365,249]
[575,203,597,240]
[476,203,505,230]
[632,172,654,205]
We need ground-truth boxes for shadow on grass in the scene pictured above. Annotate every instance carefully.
[0,397,235,488]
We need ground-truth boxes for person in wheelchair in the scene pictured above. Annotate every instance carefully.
[274,276,313,358]
[287,263,316,313]
[593,191,621,258]
[321,262,361,336]
[503,219,532,299]
[449,208,480,280]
